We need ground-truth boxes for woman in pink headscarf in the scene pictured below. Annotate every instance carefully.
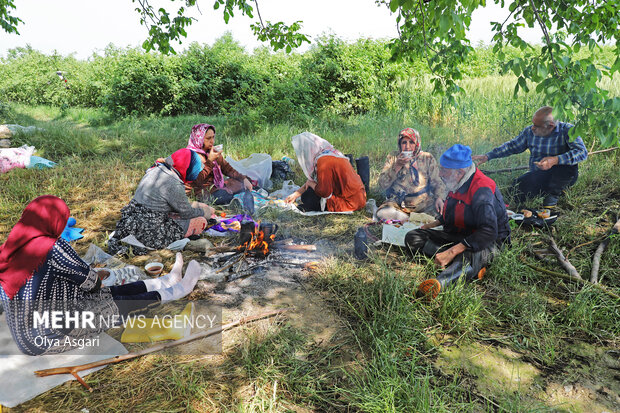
[185,124,253,205]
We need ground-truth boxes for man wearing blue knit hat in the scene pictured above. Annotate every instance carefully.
[405,144,511,299]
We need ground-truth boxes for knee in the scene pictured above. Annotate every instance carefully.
[404,229,427,252]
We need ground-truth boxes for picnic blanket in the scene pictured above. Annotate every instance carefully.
[0,312,127,408]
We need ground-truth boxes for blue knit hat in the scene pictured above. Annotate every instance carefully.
[439,144,473,169]
[186,150,203,181]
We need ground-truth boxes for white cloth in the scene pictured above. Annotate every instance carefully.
[291,132,347,180]
[0,313,127,408]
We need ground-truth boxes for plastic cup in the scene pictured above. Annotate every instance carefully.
[145,262,163,276]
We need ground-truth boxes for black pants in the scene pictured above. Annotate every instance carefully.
[202,189,235,205]
[405,229,497,272]
[109,281,160,316]
[514,164,578,207]
[299,187,322,212]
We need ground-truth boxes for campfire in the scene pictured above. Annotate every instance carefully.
[204,221,318,281]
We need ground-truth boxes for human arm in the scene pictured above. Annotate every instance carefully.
[484,129,530,162]
[50,239,102,291]
[421,220,441,229]
[434,243,466,267]
[165,180,206,219]
[284,180,311,203]
[378,152,404,190]
[557,127,588,165]
[423,153,447,212]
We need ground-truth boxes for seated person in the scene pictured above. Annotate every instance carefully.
[472,106,587,209]
[185,123,253,204]
[0,196,200,355]
[377,128,446,221]
[285,132,366,212]
[404,144,511,299]
[108,148,214,255]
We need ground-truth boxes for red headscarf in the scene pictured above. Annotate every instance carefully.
[0,195,69,299]
[170,148,202,183]
[398,128,421,159]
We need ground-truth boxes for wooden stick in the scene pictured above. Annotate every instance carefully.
[520,256,620,300]
[34,309,290,391]
[589,147,619,155]
[277,244,317,252]
[590,218,620,283]
[480,165,529,175]
[545,235,582,280]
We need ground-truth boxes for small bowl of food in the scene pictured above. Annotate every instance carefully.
[144,262,164,276]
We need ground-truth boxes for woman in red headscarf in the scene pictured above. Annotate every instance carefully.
[0,196,201,355]
[376,128,447,221]
[184,123,253,204]
[108,148,213,255]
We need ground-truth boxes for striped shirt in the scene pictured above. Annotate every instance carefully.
[485,121,588,171]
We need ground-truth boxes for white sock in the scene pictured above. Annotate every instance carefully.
[143,252,184,292]
[156,260,201,303]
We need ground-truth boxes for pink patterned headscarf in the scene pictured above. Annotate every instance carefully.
[186,123,215,155]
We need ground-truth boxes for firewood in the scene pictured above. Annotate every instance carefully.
[519,256,620,301]
[545,235,582,280]
[277,244,317,252]
[591,218,620,284]
[34,309,290,391]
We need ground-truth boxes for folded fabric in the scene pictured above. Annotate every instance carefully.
[27,155,56,169]
[121,302,194,343]
[61,217,84,242]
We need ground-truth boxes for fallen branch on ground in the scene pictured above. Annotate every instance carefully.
[519,256,620,301]
[545,235,581,280]
[591,218,620,284]
[34,308,290,391]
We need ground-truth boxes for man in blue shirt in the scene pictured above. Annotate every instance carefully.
[472,106,588,209]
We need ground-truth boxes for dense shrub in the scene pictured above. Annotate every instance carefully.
[1,36,613,120]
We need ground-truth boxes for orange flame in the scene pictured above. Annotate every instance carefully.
[237,223,275,256]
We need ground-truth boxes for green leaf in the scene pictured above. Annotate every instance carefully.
[390,0,400,13]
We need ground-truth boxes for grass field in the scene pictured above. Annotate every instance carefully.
[1,75,619,412]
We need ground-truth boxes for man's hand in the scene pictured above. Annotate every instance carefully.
[534,156,559,170]
[420,220,441,230]
[434,197,444,213]
[207,148,220,162]
[243,178,253,191]
[472,155,488,165]
[434,243,466,268]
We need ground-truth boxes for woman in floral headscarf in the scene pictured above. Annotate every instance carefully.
[185,124,253,204]
[284,132,366,212]
[376,128,446,221]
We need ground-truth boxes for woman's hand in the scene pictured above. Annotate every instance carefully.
[395,152,412,170]
[285,190,302,204]
[434,197,444,213]
[243,178,253,191]
[207,148,220,163]
[193,201,214,217]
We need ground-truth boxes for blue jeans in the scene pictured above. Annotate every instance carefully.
[514,164,578,207]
